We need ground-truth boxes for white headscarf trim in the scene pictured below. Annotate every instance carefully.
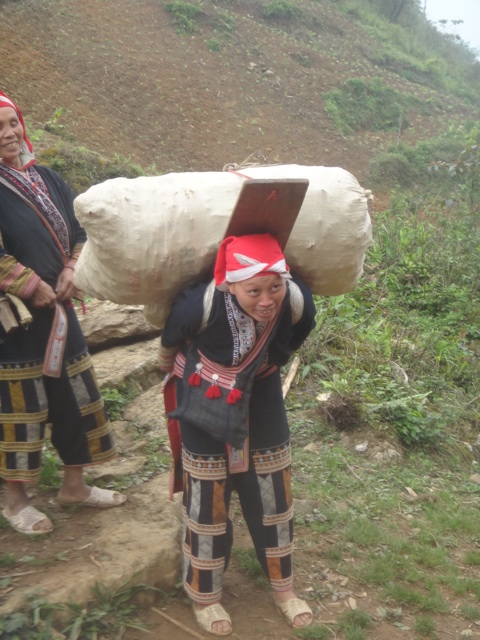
[224,253,291,284]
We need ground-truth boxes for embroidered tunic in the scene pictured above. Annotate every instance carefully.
[0,165,116,480]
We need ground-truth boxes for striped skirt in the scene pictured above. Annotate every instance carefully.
[0,303,116,481]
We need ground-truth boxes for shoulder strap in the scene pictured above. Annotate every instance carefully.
[199,279,217,333]
[288,280,305,326]
[200,278,304,332]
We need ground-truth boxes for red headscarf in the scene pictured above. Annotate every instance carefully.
[214,233,291,291]
[0,91,36,170]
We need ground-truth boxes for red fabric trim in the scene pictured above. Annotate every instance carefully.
[164,376,183,497]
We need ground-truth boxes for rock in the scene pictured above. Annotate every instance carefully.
[355,441,368,453]
[123,383,167,435]
[294,498,324,519]
[372,448,401,463]
[303,442,321,453]
[469,473,480,485]
[77,299,160,349]
[0,475,183,619]
[91,337,161,391]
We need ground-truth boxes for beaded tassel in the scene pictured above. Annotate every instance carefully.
[188,363,203,387]
[205,373,222,399]
[227,380,243,404]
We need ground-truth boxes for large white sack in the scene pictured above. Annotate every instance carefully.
[73,165,372,328]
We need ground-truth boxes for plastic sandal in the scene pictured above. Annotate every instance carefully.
[277,598,313,628]
[57,486,127,508]
[2,505,53,535]
[193,603,232,637]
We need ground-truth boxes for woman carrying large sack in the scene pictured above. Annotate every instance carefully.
[159,233,316,636]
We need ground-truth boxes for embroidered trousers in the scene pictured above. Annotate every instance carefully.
[179,371,294,605]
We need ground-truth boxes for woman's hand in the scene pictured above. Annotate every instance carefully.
[55,267,78,302]
[30,280,56,308]
[160,372,171,393]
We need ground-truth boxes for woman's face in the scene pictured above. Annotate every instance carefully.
[227,274,287,323]
[0,106,24,169]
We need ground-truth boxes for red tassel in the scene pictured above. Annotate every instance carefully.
[188,372,202,386]
[227,388,243,404]
[188,363,203,386]
[205,383,222,399]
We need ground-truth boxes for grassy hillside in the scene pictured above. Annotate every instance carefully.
[1,0,478,447]
[1,0,479,185]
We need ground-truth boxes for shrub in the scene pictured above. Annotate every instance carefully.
[323,77,420,135]
[368,152,416,188]
[211,11,236,34]
[38,146,145,193]
[102,385,136,420]
[165,1,203,33]
[261,0,302,21]
[207,38,221,51]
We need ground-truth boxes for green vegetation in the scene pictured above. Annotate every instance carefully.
[0,580,162,639]
[102,384,137,421]
[335,0,478,102]
[323,77,427,135]
[232,547,270,588]
[368,124,479,189]
[165,1,204,33]
[261,0,302,21]
[38,445,62,490]
[206,37,221,51]
[24,113,148,193]
[211,10,236,35]
[0,552,17,568]
[37,146,146,194]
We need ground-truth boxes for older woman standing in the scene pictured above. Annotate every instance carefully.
[160,233,316,636]
[0,91,126,535]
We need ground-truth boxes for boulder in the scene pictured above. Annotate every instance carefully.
[77,299,160,349]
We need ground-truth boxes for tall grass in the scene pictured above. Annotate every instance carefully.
[300,131,480,449]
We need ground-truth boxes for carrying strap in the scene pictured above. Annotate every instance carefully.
[0,174,68,264]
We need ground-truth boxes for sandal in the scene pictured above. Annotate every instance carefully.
[277,598,313,629]
[57,486,127,508]
[2,505,53,535]
[193,603,232,637]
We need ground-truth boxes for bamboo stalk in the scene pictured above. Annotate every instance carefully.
[151,607,209,640]
[282,356,301,398]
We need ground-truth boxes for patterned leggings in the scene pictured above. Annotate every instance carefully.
[181,439,294,605]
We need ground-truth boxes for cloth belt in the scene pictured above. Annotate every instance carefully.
[43,302,68,377]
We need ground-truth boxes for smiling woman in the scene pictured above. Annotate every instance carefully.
[0,91,126,536]
[158,233,316,636]
[0,107,27,168]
